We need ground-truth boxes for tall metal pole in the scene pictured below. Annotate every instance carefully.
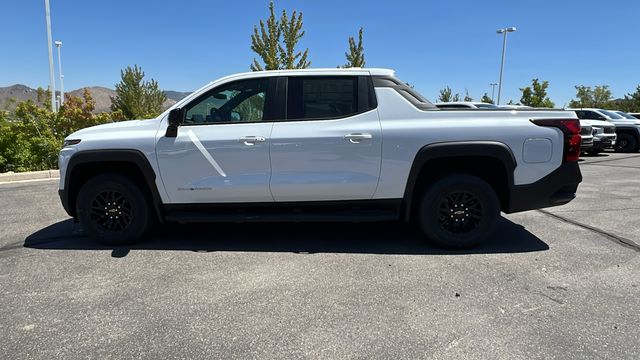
[44,0,56,112]
[496,27,516,106]
[496,31,508,106]
[55,41,64,107]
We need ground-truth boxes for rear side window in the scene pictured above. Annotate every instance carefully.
[287,77,358,120]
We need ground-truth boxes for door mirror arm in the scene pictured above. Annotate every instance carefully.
[166,108,183,138]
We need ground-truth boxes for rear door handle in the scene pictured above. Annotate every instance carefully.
[239,136,266,146]
[344,133,373,143]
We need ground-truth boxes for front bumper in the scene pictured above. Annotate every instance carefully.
[592,133,617,149]
[580,135,594,150]
[506,162,582,213]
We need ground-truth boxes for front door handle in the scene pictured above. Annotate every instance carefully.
[344,133,373,143]
[239,136,266,146]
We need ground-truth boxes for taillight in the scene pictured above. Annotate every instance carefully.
[531,119,581,162]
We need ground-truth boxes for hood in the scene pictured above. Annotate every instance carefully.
[608,119,640,126]
[66,119,161,140]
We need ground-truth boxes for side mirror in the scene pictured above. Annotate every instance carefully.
[165,108,182,138]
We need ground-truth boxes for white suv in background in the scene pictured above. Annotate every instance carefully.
[568,109,617,155]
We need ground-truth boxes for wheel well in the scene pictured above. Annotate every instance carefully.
[408,156,510,220]
[67,162,154,218]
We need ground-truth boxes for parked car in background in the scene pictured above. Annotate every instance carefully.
[568,109,617,155]
[629,113,640,119]
[613,110,640,121]
[568,108,640,153]
[579,124,594,152]
[434,102,498,109]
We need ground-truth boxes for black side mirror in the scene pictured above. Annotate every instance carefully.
[166,108,182,138]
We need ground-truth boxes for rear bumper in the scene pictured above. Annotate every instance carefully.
[506,162,582,213]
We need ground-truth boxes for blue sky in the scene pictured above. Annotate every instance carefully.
[1,0,639,106]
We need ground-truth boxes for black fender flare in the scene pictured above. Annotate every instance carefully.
[60,149,163,221]
[402,141,517,221]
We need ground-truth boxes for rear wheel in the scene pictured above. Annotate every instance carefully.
[418,174,499,249]
[614,133,638,153]
[76,174,152,245]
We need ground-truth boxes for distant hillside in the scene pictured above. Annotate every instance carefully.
[165,90,192,102]
[0,85,39,108]
[67,86,117,113]
[0,84,191,113]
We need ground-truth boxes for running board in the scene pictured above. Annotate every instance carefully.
[164,210,399,224]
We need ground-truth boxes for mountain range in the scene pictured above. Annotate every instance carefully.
[0,84,191,113]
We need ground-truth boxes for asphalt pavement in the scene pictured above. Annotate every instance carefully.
[1,152,638,359]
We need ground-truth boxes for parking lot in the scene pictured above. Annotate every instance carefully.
[1,152,639,359]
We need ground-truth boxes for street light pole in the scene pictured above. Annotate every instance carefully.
[489,82,498,103]
[44,0,56,112]
[496,27,516,105]
[55,41,64,108]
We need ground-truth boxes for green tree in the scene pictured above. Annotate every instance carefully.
[279,7,310,69]
[480,93,493,104]
[250,1,310,71]
[519,79,555,108]
[110,65,167,119]
[438,86,460,102]
[568,85,612,108]
[620,86,640,112]
[343,27,365,68]
[464,89,473,102]
[0,89,117,173]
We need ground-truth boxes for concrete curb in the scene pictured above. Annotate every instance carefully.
[0,170,60,183]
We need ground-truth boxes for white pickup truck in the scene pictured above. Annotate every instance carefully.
[58,68,583,248]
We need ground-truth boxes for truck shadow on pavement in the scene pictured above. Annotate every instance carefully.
[23,217,549,257]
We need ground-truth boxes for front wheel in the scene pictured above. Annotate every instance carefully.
[76,174,152,245]
[614,133,638,153]
[418,174,500,249]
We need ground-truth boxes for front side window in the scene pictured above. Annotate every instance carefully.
[287,77,357,120]
[185,78,268,124]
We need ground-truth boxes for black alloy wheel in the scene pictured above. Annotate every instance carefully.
[437,190,483,235]
[76,174,152,245]
[419,174,499,249]
[90,190,133,232]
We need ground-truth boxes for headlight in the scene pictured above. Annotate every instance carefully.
[62,139,81,147]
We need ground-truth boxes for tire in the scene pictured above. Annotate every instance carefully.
[614,133,638,153]
[418,174,499,249]
[76,173,152,245]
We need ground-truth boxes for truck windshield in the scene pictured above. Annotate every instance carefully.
[615,111,637,119]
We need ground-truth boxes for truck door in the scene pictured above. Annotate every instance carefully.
[269,76,382,201]
[156,77,275,204]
